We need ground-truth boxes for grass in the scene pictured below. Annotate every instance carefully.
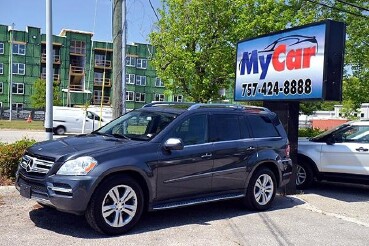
[0,120,44,130]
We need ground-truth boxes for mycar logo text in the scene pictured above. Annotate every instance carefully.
[238,35,319,80]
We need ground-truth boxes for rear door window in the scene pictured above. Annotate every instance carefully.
[247,115,280,138]
[209,114,242,142]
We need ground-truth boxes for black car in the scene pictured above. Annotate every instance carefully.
[15,103,292,235]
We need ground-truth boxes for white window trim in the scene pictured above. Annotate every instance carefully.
[12,82,24,94]
[135,92,146,102]
[126,74,135,84]
[12,63,25,75]
[13,43,26,55]
[12,103,23,111]
[0,82,3,94]
[174,95,183,102]
[126,91,134,101]
[155,77,164,87]
[137,58,147,69]
[126,56,136,67]
[136,75,146,86]
[0,63,3,74]
[155,94,165,102]
[0,43,4,54]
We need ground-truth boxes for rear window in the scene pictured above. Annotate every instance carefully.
[247,115,280,138]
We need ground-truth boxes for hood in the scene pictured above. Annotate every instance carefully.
[27,134,144,161]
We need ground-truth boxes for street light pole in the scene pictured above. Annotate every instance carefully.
[45,0,53,140]
[8,23,14,121]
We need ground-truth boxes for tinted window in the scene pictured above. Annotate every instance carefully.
[170,114,208,145]
[247,115,280,138]
[210,114,242,142]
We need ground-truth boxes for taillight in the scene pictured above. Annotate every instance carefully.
[285,144,290,158]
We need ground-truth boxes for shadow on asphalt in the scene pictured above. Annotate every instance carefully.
[29,194,303,238]
[299,181,369,203]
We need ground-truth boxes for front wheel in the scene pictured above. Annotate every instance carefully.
[243,168,276,211]
[85,175,144,235]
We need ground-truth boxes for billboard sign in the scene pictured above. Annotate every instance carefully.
[234,20,345,101]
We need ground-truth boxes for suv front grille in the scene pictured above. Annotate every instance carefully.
[20,155,54,175]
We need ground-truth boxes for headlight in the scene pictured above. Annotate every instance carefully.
[57,156,98,175]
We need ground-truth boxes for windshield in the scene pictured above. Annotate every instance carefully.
[95,110,178,141]
[310,123,350,141]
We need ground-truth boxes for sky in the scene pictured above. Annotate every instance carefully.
[0,0,161,43]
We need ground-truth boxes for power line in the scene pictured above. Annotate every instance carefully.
[336,0,369,12]
[148,0,159,21]
[305,0,369,19]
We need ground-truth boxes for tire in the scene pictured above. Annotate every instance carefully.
[243,167,276,211]
[54,126,66,135]
[296,158,314,190]
[85,175,144,235]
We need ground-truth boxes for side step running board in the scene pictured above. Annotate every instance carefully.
[152,193,245,210]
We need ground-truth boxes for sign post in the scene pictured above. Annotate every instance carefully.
[234,20,346,194]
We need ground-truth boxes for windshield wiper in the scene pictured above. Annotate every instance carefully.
[112,133,131,140]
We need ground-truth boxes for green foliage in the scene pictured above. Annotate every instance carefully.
[298,128,325,138]
[0,138,36,180]
[30,78,62,109]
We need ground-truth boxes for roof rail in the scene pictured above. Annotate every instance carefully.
[187,103,244,110]
[142,102,194,108]
[243,105,271,112]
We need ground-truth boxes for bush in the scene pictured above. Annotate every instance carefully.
[0,138,36,181]
[298,128,325,138]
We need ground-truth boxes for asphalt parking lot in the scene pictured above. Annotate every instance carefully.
[1,182,369,246]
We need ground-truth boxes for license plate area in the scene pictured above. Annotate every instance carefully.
[19,183,31,198]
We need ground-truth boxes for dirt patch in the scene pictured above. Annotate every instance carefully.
[0,195,4,206]
[0,177,14,186]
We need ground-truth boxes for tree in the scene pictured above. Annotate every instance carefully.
[30,79,62,109]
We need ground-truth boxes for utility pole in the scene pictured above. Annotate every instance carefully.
[45,0,53,140]
[8,23,14,121]
[112,0,126,119]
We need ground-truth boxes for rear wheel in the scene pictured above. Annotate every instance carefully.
[243,168,276,211]
[296,158,314,189]
[85,175,144,235]
[54,126,66,135]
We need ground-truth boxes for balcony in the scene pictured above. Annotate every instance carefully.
[94,78,111,87]
[70,46,86,55]
[41,53,61,64]
[93,95,110,105]
[95,59,112,69]
[70,66,84,75]
[41,73,60,82]
[68,84,83,91]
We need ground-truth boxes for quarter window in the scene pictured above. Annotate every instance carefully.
[13,43,26,55]
[136,75,146,86]
[0,43,4,54]
[136,58,147,69]
[12,83,24,94]
[12,63,25,75]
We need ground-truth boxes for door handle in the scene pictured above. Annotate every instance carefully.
[246,146,256,151]
[201,153,212,158]
[355,147,368,152]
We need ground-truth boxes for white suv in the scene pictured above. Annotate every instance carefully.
[296,121,369,189]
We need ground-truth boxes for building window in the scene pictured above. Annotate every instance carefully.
[174,95,183,102]
[126,91,134,101]
[135,92,146,102]
[12,103,23,111]
[137,58,147,69]
[126,56,136,66]
[155,94,165,102]
[125,74,135,84]
[0,63,3,74]
[0,82,3,94]
[0,43,4,54]
[136,75,146,86]
[155,78,164,87]
[12,63,25,75]
[70,40,86,54]
[13,43,26,55]
[12,83,24,94]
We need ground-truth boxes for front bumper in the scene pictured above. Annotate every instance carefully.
[15,169,96,215]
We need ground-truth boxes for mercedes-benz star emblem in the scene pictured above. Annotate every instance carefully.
[25,159,34,172]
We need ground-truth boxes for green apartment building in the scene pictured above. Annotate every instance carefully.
[0,24,185,115]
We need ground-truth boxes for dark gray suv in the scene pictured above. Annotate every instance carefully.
[16,103,292,235]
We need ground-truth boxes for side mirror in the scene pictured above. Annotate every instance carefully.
[163,138,184,151]
[326,136,335,145]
